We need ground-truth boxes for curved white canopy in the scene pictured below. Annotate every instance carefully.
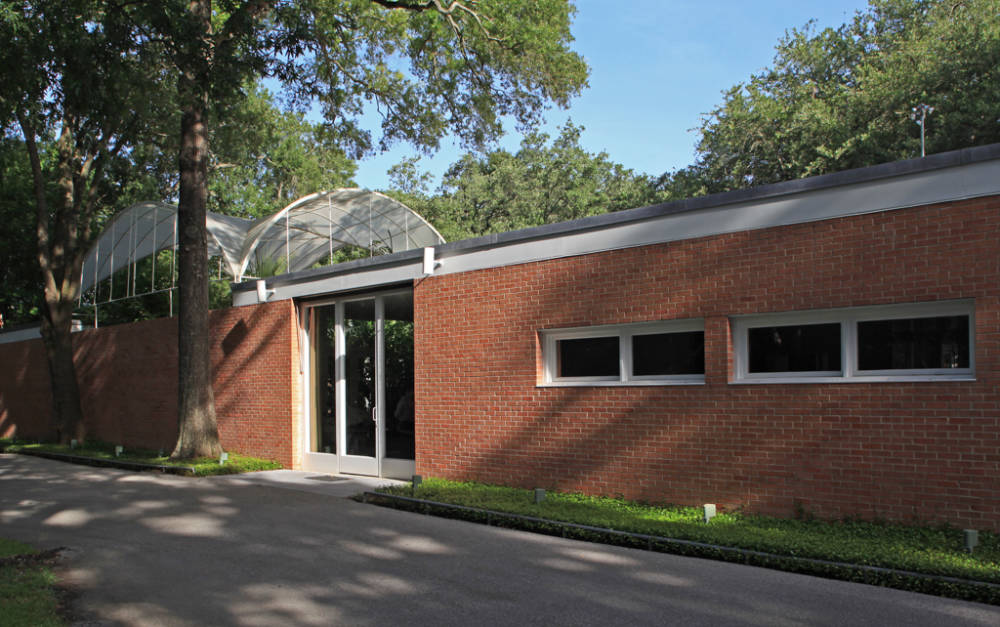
[238,189,445,279]
[79,190,445,296]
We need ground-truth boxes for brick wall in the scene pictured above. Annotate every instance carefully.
[414,196,1000,530]
[0,299,299,467]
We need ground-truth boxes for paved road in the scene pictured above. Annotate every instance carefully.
[1,454,998,626]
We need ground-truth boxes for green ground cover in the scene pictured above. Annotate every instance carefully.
[372,478,1000,603]
[0,439,281,476]
[0,538,63,626]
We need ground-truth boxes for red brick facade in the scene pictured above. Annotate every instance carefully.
[414,196,1000,529]
[0,300,299,468]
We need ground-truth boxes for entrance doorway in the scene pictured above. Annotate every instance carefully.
[304,290,415,478]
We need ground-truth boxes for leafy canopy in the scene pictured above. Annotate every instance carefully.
[391,122,660,241]
[683,0,1000,193]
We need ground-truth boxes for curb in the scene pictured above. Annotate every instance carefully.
[6,449,198,476]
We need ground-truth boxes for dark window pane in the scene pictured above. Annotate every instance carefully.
[558,336,619,378]
[311,306,336,454]
[384,293,415,461]
[633,331,705,376]
[748,323,841,373]
[858,315,969,370]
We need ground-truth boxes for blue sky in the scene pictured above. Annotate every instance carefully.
[353,1,872,191]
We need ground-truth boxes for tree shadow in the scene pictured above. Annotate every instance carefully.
[3,454,994,626]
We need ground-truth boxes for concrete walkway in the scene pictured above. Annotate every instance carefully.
[1,454,998,626]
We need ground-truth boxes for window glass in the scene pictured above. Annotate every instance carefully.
[858,315,969,370]
[557,336,619,378]
[633,331,705,376]
[748,323,841,373]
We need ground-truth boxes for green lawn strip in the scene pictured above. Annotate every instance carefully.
[371,478,1000,601]
[0,439,281,476]
[0,538,63,627]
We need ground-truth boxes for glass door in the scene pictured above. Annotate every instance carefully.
[340,298,378,475]
[305,290,415,478]
[381,292,415,478]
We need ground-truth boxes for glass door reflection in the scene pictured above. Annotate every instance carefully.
[344,298,376,459]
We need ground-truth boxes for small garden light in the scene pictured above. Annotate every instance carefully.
[964,529,979,554]
[703,504,717,523]
[534,488,546,504]
[219,452,229,465]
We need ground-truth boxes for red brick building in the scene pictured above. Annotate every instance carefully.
[3,144,999,529]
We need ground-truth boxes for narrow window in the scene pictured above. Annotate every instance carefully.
[557,336,619,378]
[858,315,969,371]
[747,323,841,373]
[633,331,705,376]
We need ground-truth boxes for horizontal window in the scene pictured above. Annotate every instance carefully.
[748,322,841,374]
[732,300,974,383]
[557,336,620,379]
[541,320,705,386]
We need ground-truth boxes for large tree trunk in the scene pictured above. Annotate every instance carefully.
[39,299,84,444]
[172,64,222,459]
[20,114,87,445]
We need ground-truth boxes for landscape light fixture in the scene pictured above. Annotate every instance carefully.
[534,488,547,504]
[964,529,979,553]
[703,504,717,523]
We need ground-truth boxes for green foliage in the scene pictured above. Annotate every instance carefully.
[209,85,357,219]
[269,0,589,157]
[391,122,662,241]
[0,540,62,627]
[2,440,282,476]
[374,478,1000,595]
[0,139,41,325]
[684,0,1000,193]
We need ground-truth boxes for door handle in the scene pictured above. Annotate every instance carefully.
[371,405,377,423]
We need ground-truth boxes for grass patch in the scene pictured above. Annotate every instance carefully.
[0,439,281,476]
[0,539,63,626]
[371,478,1000,603]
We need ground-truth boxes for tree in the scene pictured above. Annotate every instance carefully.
[688,0,1000,193]
[391,122,659,241]
[0,139,42,326]
[0,2,174,442]
[209,85,357,219]
[130,1,588,458]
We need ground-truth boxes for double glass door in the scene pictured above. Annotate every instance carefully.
[308,290,415,478]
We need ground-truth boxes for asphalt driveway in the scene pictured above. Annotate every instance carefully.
[1,454,998,626]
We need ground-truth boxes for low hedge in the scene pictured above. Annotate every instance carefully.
[366,478,1000,605]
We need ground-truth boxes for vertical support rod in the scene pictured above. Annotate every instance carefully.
[151,206,157,292]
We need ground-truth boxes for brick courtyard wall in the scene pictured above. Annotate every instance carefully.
[0,299,299,468]
[414,196,1000,530]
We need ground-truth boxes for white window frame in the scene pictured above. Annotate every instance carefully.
[540,319,705,387]
[732,300,975,384]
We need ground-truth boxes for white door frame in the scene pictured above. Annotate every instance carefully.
[300,289,415,479]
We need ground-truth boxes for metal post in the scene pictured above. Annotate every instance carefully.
[151,206,157,292]
[910,103,934,157]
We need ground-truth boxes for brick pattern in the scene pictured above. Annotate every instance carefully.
[414,197,1000,530]
[0,300,298,468]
